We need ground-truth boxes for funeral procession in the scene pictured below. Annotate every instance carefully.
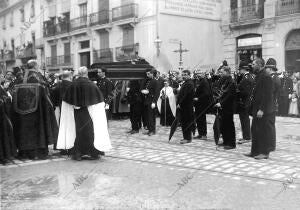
[1,0,300,209]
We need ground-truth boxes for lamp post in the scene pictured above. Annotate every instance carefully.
[154,36,162,56]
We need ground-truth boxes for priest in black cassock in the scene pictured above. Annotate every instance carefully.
[57,66,111,161]
[0,83,17,164]
[247,58,277,159]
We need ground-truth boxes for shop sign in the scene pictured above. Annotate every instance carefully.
[238,37,262,47]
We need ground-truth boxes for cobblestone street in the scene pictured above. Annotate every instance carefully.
[1,115,300,209]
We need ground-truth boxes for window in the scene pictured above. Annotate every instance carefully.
[10,11,13,27]
[80,40,90,49]
[30,0,35,18]
[2,15,6,30]
[79,3,87,17]
[20,7,25,22]
[122,26,134,46]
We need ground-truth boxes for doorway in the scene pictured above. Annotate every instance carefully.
[285,29,300,72]
[79,51,90,68]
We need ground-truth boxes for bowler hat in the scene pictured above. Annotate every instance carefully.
[265,58,277,71]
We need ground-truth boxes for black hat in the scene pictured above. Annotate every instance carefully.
[239,60,250,70]
[265,58,277,71]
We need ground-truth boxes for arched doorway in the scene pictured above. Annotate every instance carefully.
[285,29,300,72]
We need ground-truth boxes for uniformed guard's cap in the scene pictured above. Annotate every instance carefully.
[265,58,277,71]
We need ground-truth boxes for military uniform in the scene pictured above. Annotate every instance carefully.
[141,78,160,134]
[236,72,255,141]
[96,77,114,104]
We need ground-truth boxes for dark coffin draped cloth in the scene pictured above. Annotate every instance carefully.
[12,70,58,153]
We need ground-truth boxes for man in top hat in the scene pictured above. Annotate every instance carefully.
[236,60,255,144]
[247,57,277,159]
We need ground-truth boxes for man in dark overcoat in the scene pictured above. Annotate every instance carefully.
[236,61,255,144]
[177,70,195,144]
[193,71,213,139]
[214,66,236,149]
[247,58,277,159]
[278,71,293,116]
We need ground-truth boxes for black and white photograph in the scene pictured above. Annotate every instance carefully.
[1,0,300,209]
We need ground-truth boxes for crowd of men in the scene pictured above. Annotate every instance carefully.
[0,56,282,164]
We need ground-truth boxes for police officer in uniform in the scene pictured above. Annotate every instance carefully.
[236,61,255,144]
[96,68,114,117]
[141,69,160,136]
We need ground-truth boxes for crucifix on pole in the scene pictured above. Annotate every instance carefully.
[173,41,188,71]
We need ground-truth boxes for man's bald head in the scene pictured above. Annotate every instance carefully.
[78,66,88,78]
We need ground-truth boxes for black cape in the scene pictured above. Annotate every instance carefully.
[64,77,104,106]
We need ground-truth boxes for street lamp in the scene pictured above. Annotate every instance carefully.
[154,36,162,56]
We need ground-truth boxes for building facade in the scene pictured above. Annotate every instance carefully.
[42,0,223,74]
[221,0,300,72]
[0,0,44,73]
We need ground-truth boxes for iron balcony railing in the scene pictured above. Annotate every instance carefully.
[93,48,113,63]
[115,43,139,61]
[90,10,110,26]
[56,21,70,34]
[112,3,138,22]
[230,4,264,23]
[46,55,73,67]
[70,16,87,31]
[276,0,300,16]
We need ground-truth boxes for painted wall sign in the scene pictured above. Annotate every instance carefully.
[160,0,222,20]
[238,37,262,47]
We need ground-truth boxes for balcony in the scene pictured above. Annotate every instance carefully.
[3,50,15,61]
[230,4,264,28]
[70,16,87,31]
[276,0,300,16]
[46,55,73,67]
[115,43,139,61]
[90,10,110,26]
[93,48,113,63]
[43,20,56,37]
[56,20,70,35]
[112,3,138,22]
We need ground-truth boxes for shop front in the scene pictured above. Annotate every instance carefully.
[236,34,262,65]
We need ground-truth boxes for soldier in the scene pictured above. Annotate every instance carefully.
[96,68,114,117]
[141,69,160,136]
[236,61,255,144]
